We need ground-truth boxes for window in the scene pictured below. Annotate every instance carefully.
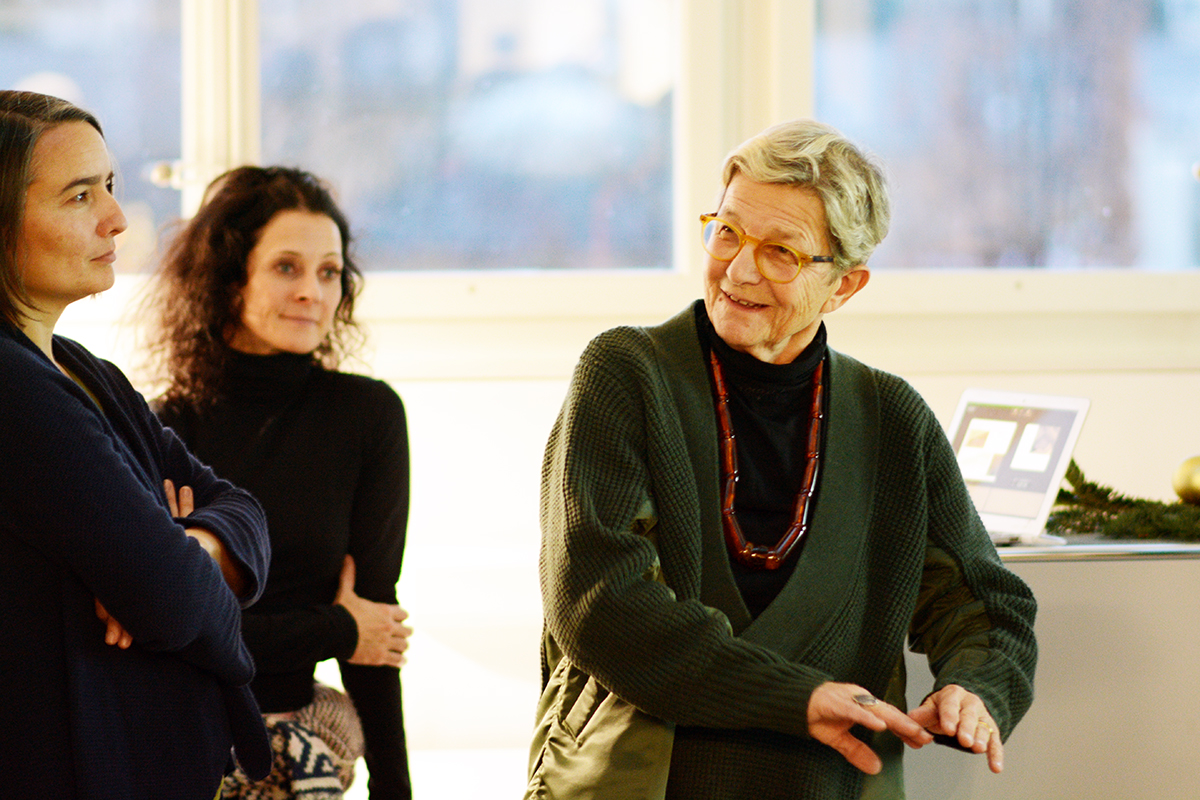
[0,0,182,273]
[258,0,675,272]
[816,0,1200,269]
[27,0,1200,383]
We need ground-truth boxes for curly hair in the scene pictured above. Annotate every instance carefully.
[145,166,364,412]
[721,119,890,275]
[0,91,103,328]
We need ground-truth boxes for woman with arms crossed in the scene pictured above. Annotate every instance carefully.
[145,166,412,799]
[0,91,271,799]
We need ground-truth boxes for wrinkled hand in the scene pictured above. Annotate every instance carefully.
[94,599,133,648]
[334,555,412,668]
[808,682,933,774]
[909,684,1003,773]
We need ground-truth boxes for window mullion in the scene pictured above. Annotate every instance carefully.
[181,0,261,215]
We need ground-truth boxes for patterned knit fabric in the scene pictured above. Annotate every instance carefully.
[535,303,1037,800]
[222,683,365,800]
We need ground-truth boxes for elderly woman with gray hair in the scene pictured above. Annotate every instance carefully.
[526,119,1037,800]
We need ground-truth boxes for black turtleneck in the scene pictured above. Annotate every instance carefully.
[695,305,828,619]
[156,350,412,799]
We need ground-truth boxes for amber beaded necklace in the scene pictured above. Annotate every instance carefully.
[708,348,825,570]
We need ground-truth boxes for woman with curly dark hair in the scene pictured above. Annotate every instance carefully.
[148,166,365,413]
[145,166,413,799]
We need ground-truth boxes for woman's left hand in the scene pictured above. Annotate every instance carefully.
[908,684,1003,773]
[335,555,412,668]
[165,479,249,597]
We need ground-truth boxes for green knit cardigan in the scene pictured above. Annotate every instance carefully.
[535,304,1037,799]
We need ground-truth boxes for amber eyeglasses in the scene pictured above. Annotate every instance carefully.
[700,214,834,283]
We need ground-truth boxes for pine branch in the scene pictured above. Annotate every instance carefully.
[1047,460,1200,540]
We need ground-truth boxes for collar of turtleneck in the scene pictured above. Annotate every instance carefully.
[223,349,317,405]
[694,301,827,391]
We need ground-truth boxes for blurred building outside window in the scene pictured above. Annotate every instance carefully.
[0,0,182,274]
[258,0,675,273]
[816,0,1200,270]
[3,1,1196,274]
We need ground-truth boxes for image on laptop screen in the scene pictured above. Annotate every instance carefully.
[946,389,1090,545]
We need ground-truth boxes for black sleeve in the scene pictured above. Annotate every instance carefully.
[342,381,412,799]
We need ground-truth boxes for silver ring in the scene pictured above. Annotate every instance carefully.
[853,693,878,707]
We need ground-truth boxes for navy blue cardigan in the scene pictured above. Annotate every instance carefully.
[0,324,272,799]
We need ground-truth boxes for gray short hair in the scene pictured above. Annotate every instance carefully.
[721,119,890,274]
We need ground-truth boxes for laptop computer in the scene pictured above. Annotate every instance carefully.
[945,389,1090,546]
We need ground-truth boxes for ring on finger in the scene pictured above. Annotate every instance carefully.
[852,694,879,707]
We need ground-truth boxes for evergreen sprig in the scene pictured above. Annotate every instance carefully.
[1046,460,1200,540]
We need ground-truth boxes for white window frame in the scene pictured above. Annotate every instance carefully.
[181,0,261,214]
[176,0,1200,381]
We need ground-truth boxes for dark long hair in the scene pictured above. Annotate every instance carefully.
[0,91,103,327]
[145,166,364,411]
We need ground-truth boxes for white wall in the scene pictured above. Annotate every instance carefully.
[905,549,1200,799]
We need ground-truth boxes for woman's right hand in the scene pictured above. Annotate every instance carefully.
[807,682,933,774]
[334,555,412,667]
[95,599,133,649]
[92,478,199,648]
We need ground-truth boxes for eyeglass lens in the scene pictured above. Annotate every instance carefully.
[702,217,802,282]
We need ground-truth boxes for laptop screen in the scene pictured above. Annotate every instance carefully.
[946,389,1089,544]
